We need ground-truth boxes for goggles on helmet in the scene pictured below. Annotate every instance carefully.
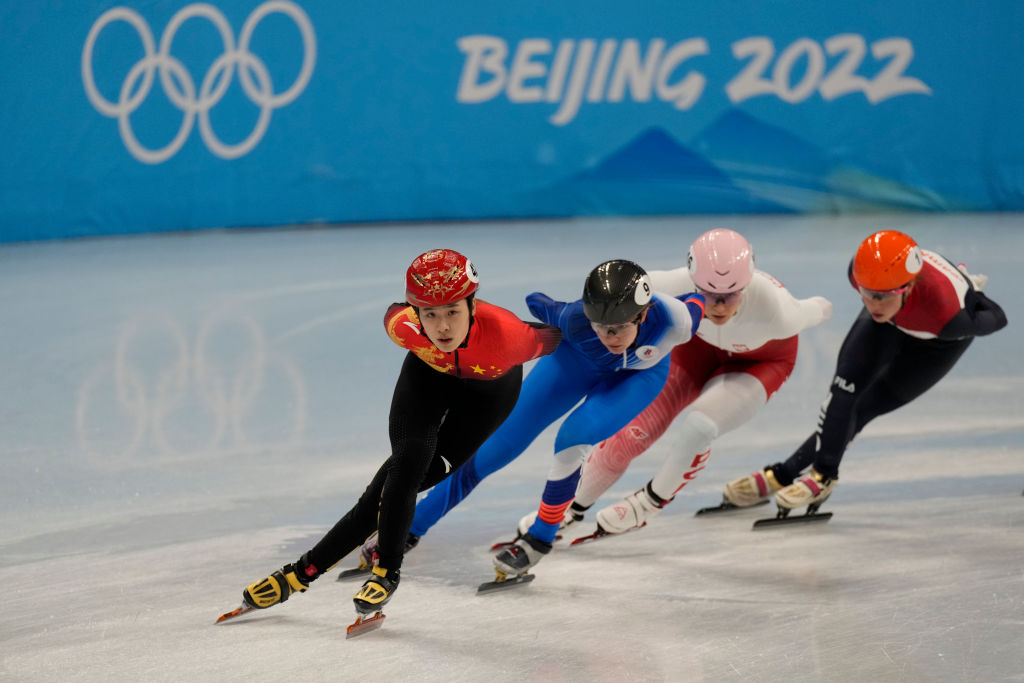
[858,283,911,301]
[696,286,744,306]
[590,315,640,337]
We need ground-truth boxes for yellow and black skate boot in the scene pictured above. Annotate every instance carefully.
[242,554,320,610]
[353,566,400,614]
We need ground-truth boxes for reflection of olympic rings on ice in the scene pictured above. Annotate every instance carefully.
[81,1,316,163]
[76,310,307,470]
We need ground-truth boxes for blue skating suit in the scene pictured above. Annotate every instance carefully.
[409,290,705,544]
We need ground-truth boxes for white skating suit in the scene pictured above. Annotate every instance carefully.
[574,268,833,506]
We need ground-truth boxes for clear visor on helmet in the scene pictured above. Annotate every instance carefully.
[696,286,744,306]
[858,283,911,301]
[590,314,641,336]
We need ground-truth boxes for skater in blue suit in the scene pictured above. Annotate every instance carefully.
[388,260,704,577]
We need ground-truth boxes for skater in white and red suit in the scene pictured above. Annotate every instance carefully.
[552,228,833,535]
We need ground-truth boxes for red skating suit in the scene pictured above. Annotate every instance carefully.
[576,267,831,505]
[847,250,1002,340]
[772,249,1006,483]
[384,300,561,378]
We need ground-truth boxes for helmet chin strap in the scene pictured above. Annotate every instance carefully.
[899,284,913,309]
[897,278,916,307]
[461,304,476,348]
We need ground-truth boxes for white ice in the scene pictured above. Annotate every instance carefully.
[1,214,1022,682]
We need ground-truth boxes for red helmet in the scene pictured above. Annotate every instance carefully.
[852,230,923,291]
[405,249,479,306]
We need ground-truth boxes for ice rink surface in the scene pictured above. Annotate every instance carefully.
[1,213,1022,682]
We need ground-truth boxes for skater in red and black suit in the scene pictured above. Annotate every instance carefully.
[722,229,1007,514]
[230,249,560,620]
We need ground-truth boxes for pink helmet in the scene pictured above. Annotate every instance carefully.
[687,228,754,293]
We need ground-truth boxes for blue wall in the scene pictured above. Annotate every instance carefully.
[2,1,1023,241]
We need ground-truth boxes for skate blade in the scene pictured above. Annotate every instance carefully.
[752,511,832,530]
[336,566,371,581]
[569,521,647,546]
[569,526,613,546]
[345,611,386,638]
[215,604,257,624]
[489,539,518,551]
[477,572,536,594]
[695,498,770,516]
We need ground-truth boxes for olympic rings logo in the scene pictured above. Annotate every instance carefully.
[81,2,316,164]
[76,309,307,471]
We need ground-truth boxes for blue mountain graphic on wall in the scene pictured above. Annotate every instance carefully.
[550,126,789,215]
[541,109,950,215]
[691,109,948,211]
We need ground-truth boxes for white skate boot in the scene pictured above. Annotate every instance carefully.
[775,468,837,512]
[503,502,590,550]
[516,511,536,537]
[358,531,419,567]
[595,485,667,534]
[337,532,420,581]
[722,467,782,507]
[356,535,379,571]
[562,501,589,529]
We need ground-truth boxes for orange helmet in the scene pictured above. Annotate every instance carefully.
[852,230,923,291]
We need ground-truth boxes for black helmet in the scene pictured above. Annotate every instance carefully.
[582,260,653,325]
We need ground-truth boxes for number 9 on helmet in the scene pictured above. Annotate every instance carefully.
[582,259,652,325]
